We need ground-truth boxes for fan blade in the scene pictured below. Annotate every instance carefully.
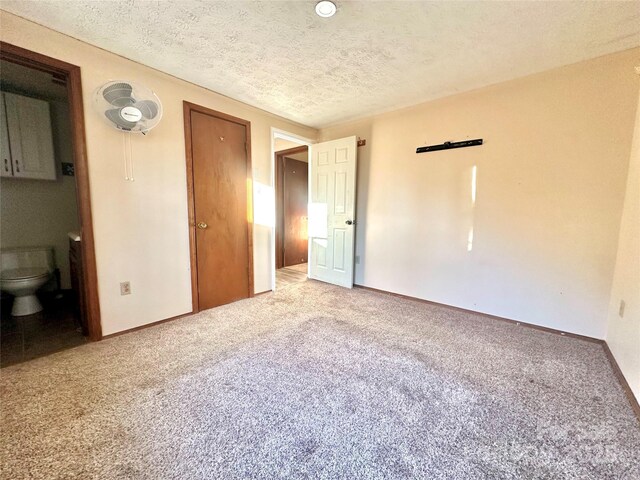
[133,100,159,119]
[105,108,136,131]
[103,82,135,107]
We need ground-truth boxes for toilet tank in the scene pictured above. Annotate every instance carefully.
[0,247,56,273]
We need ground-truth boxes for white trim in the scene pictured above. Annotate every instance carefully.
[269,128,315,291]
[272,128,315,146]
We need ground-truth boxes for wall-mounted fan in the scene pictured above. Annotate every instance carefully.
[93,81,162,134]
[93,80,163,181]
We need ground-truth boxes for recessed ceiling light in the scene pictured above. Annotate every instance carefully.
[315,1,337,18]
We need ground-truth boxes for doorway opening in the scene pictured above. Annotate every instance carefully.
[272,130,313,290]
[0,43,101,367]
[275,144,308,289]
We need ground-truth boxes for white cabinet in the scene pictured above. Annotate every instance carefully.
[0,93,12,178]
[1,92,56,180]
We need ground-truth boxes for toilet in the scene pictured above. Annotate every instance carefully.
[1,247,55,316]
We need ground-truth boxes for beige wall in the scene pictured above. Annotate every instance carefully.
[284,151,308,163]
[274,138,304,152]
[0,11,317,335]
[320,48,639,339]
[1,100,79,289]
[606,87,640,401]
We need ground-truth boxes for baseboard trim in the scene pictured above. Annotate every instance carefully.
[254,290,272,297]
[602,342,640,422]
[354,284,600,343]
[102,290,272,340]
[354,283,640,422]
[101,312,193,340]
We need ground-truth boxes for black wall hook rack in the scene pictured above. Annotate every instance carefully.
[416,138,483,154]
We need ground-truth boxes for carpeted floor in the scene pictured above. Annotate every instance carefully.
[1,281,639,479]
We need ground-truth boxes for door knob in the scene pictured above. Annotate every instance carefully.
[197,222,208,229]
[345,220,354,225]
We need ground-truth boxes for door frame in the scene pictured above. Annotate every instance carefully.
[183,101,254,313]
[275,145,309,270]
[270,128,315,291]
[0,42,102,340]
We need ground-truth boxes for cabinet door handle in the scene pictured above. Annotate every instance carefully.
[14,159,20,173]
[3,159,8,172]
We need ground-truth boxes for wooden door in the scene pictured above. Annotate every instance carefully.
[283,157,308,266]
[275,146,308,269]
[189,107,252,310]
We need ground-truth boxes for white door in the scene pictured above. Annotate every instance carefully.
[4,92,56,180]
[308,136,357,288]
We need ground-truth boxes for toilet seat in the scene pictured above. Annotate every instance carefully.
[1,267,50,282]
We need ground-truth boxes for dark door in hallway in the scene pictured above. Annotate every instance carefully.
[190,108,252,310]
[283,157,308,266]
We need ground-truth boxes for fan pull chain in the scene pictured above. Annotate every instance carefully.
[128,134,135,182]
[122,135,129,181]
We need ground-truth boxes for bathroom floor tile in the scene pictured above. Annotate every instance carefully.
[0,292,85,368]
[23,332,86,360]
[0,315,21,335]
[1,332,24,368]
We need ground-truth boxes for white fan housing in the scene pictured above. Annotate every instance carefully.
[93,81,163,133]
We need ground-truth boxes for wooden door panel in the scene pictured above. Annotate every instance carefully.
[191,111,250,310]
[275,155,284,270]
[283,157,308,266]
[274,146,308,270]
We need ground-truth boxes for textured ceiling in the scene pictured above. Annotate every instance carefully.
[2,1,639,127]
